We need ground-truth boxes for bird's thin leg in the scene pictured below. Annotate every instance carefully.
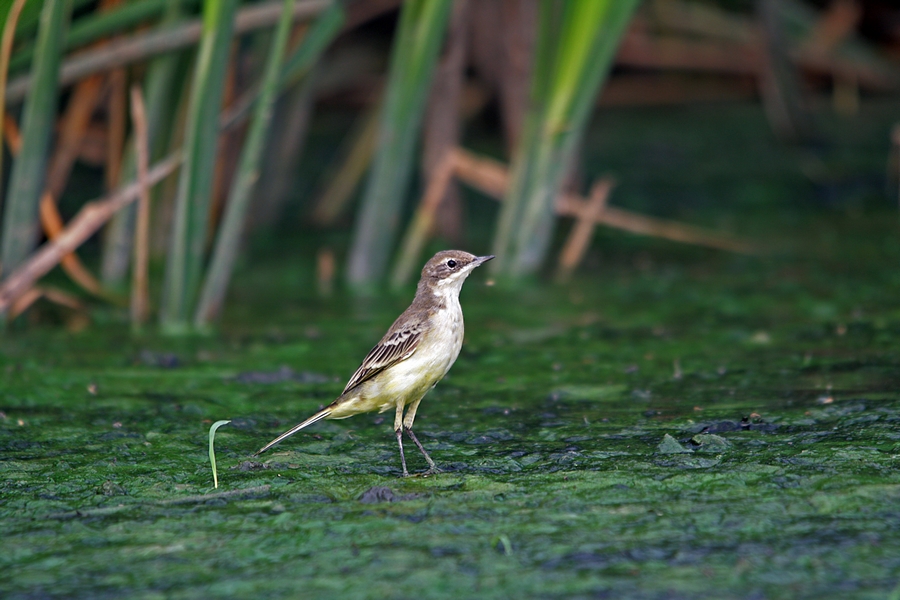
[403,396,441,474]
[394,402,409,477]
[404,428,440,474]
[395,427,409,477]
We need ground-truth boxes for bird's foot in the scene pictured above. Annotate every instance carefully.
[418,465,443,477]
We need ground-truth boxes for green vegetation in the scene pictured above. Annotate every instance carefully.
[345,0,453,290]
[194,0,300,327]
[160,0,239,332]
[1,0,71,277]
[208,419,231,488]
[0,0,897,595]
[492,0,639,278]
[2,101,899,598]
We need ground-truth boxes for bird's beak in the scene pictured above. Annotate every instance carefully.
[474,255,495,266]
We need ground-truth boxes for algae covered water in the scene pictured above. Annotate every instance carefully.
[3,102,900,598]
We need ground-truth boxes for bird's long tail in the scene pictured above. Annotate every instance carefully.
[255,407,333,455]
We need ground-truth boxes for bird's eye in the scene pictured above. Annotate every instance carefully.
[446,259,457,268]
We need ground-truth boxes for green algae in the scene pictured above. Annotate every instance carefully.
[3,101,900,598]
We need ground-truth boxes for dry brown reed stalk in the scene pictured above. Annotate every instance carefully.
[450,148,508,198]
[16,0,128,304]
[100,0,127,191]
[310,105,379,226]
[46,74,105,197]
[130,85,151,328]
[4,107,111,299]
[39,192,107,297]
[390,149,457,288]
[421,0,469,242]
[0,153,181,313]
[38,75,110,299]
[498,0,536,153]
[8,285,85,320]
[467,0,534,154]
[555,178,615,282]
[316,247,335,297]
[5,0,333,104]
[617,23,761,76]
[562,202,757,254]
[343,0,402,30]
[2,113,20,152]
[451,147,758,258]
[345,0,455,289]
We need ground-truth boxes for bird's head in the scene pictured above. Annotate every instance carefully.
[419,250,494,293]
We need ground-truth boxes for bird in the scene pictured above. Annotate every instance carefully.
[256,250,494,476]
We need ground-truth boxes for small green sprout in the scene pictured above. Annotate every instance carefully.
[494,534,513,556]
[208,420,231,489]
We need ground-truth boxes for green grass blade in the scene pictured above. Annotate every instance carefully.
[490,0,562,277]
[0,0,30,222]
[491,0,639,278]
[193,0,300,328]
[0,0,88,46]
[1,0,73,279]
[220,1,343,134]
[160,0,238,333]
[280,0,343,84]
[345,0,453,291]
[208,419,231,489]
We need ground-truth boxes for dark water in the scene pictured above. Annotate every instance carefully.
[3,101,900,598]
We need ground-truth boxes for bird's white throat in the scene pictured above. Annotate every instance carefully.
[432,265,478,297]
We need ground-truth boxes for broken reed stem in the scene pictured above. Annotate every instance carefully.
[450,148,509,197]
[576,204,756,253]
[0,153,182,313]
[420,0,469,242]
[46,74,106,198]
[316,247,335,297]
[8,287,45,319]
[556,178,614,281]
[38,73,109,298]
[451,147,758,255]
[390,150,456,288]
[130,85,151,328]
[39,192,107,297]
[9,285,84,320]
[5,112,111,300]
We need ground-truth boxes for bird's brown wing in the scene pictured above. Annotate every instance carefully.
[341,322,423,394]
